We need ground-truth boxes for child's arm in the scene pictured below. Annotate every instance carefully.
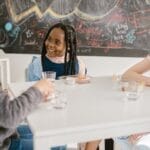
[122,56,150,86]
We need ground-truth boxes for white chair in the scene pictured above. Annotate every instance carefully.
[0,52,11,89]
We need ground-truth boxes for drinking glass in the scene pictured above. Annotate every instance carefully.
[42,71,56,82]
[124,81,144,101]
[52,90,67,109]
[42,71,56,101]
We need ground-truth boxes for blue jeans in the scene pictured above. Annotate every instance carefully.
[9,125,66,150]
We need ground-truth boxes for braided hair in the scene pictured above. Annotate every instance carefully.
[41,23,77,75]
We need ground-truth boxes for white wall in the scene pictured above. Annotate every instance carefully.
[0,49,143,82]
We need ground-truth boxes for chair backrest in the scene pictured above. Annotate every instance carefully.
[0,58,10,89]
[26,56,42,81]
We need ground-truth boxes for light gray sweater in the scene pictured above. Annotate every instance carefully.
[0,87,43,150]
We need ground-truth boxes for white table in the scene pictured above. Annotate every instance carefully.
[8,76,150,150]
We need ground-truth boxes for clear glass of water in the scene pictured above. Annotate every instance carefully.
[52,90,67,109]
[125,81,144,101]
[42,71,56,82]
[42,71,56,102]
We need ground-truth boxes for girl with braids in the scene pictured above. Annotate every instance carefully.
[41,23,85,78]
[28,23,100,150]
[28,23,86,81]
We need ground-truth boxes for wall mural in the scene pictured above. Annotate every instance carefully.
[0,0,150,56]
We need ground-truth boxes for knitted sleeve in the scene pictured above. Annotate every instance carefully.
[0,87,43,128]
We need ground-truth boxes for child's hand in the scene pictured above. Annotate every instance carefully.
[76,74,90,84]
[33,79,54,100]
[129,133,144,144]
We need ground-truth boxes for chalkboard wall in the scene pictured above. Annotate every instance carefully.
[0,0,150,57]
